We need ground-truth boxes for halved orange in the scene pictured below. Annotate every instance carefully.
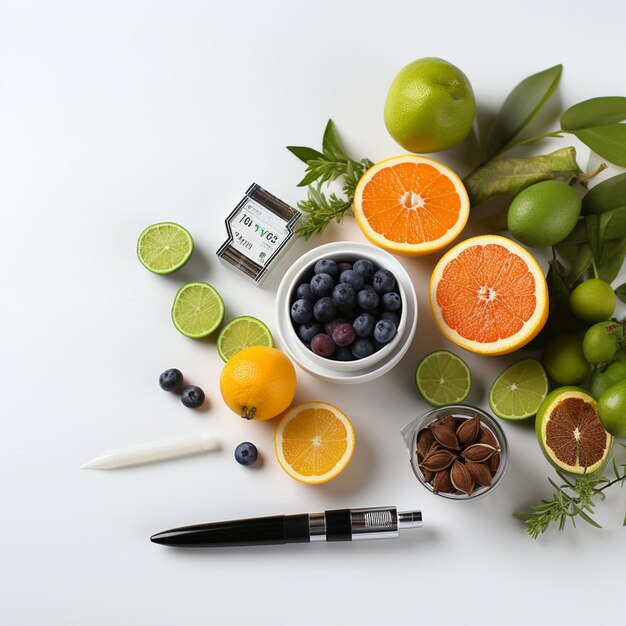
[353,155,469,255]
[429,235,548,355]
[274,401,355,484]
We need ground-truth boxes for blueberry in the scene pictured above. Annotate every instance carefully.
[380,311,401,327]
[181,385,205,408]
[332,323,356,347]
[159,368,183,392]
[351,338,374,359]
[291,298,313,323]
[298,322,323,344]
[337,262,353,273]
[332,283,357,311]
[374,319,397,344]
[357,287,380,311]
[353,259,376,282]
[314,259,339,279]
[325,318,346,337]
[234,442,258,466]
[382,292,402,312]
[313,297,337,323]
[339,269,364,291]
[333,346,355,361]
[296,283,315,302]
[372,269,396,294]
[310,272,335,297]
[311,333,335,358]
[353,313,375,337]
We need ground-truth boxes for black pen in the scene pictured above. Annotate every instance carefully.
[151,506,422,548]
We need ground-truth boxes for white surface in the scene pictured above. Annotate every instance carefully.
[1,1,626,625]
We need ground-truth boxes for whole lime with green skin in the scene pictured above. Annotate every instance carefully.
[542,334,590,385]
[384,57,476,153]
[569,278,616,324]
[590,359,626,399]
[597,379,626,438]
[582,321,623,366]
[507,180,581,248]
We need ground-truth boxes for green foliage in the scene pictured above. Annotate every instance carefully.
[286,120,372,239]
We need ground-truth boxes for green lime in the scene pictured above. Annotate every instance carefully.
[542,334,589,385]
[217,316,274,362]
[598,379,626,438]
[171,282,224,338]
[384,57,475,153]
[536,387,612,475]
[583,321,623,366]
[507,180,581,248]
[569,278,616,324]
[488,359,548,420]
[415,350,472,407]
[137,222,194,274]
[590,360,626,399]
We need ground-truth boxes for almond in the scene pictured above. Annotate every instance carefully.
[465,461,493,486]
[489,452,501,475]
[456,415,480,448]
[437,414,456,430]
[461,443,497,463]
[433,468,454,493]
[479,425,498,447]
[420,448,457,472]
[431,421,460,450]
[450,460,474,496]
[417,428,436,458]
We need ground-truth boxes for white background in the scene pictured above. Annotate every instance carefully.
[2,1,626,624]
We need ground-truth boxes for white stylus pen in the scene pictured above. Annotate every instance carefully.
[81,432,219,469]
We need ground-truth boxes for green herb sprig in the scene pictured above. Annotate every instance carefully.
[287,120,372,239]
[515,448,626,539]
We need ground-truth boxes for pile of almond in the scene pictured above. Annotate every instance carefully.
[416,414,501,496]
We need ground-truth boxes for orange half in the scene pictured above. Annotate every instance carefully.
[353,155,469,255]
[274,401,355,484]
[429,235,548,355]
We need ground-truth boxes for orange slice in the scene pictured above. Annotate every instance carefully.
[274,401,355,484]
[429,235,548,355]
[353,155,469,255]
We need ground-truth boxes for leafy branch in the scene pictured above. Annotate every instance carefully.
[515,449,626,539]
[287,120,373,239]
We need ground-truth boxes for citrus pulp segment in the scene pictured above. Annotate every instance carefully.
[353,155,469,256]
[137,222,194,274]
[429,235,548,355]
[415,350,472,406]
[488,359,548,420]
[171,282,224,338]
[535,387,612,475]
[274,401,355,484]
[217,316,273,362]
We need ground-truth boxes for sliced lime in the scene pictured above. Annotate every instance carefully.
[489,358,548,420]
[416,350,472,407]
[137,222,194,274]
[171,282,224,338]
[217,316,274,361]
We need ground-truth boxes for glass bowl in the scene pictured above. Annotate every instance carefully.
[401,404,508,501]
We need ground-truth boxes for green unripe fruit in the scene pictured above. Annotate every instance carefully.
[582,321,623,366]
[597,379,626,438]
[542,334,590,385]
[569,278,616,324]
[590,360,626,400]
[507,180,581,248]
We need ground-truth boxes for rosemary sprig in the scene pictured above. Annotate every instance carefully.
[287,120,373,239]
[514,448,626,539]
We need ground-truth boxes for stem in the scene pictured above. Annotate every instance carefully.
[495,130,568,156]
[591,258,599,279]
[597,473,626,492]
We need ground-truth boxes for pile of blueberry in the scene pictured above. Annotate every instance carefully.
[290,257,402,361]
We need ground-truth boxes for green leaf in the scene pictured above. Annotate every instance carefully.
[485,65,562,160]
[297,168,323,187]
[561,96,626,130]
[463,147,582,206]
[597,238,626,283]
[322,119,348,161]
[567,244,593,285]
[578,510,602,529]
[616,283,626,303]
[569,124,626,168]
[582,172,626,215]
[287,145,325,164]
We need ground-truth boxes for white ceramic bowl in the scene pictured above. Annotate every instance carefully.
[275,241,418,384]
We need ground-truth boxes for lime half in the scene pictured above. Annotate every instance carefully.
[171,282,224,338]
[217,316,274,361]
[137,222,194,274]
[416,350,472,406]
[489,358,548,420]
